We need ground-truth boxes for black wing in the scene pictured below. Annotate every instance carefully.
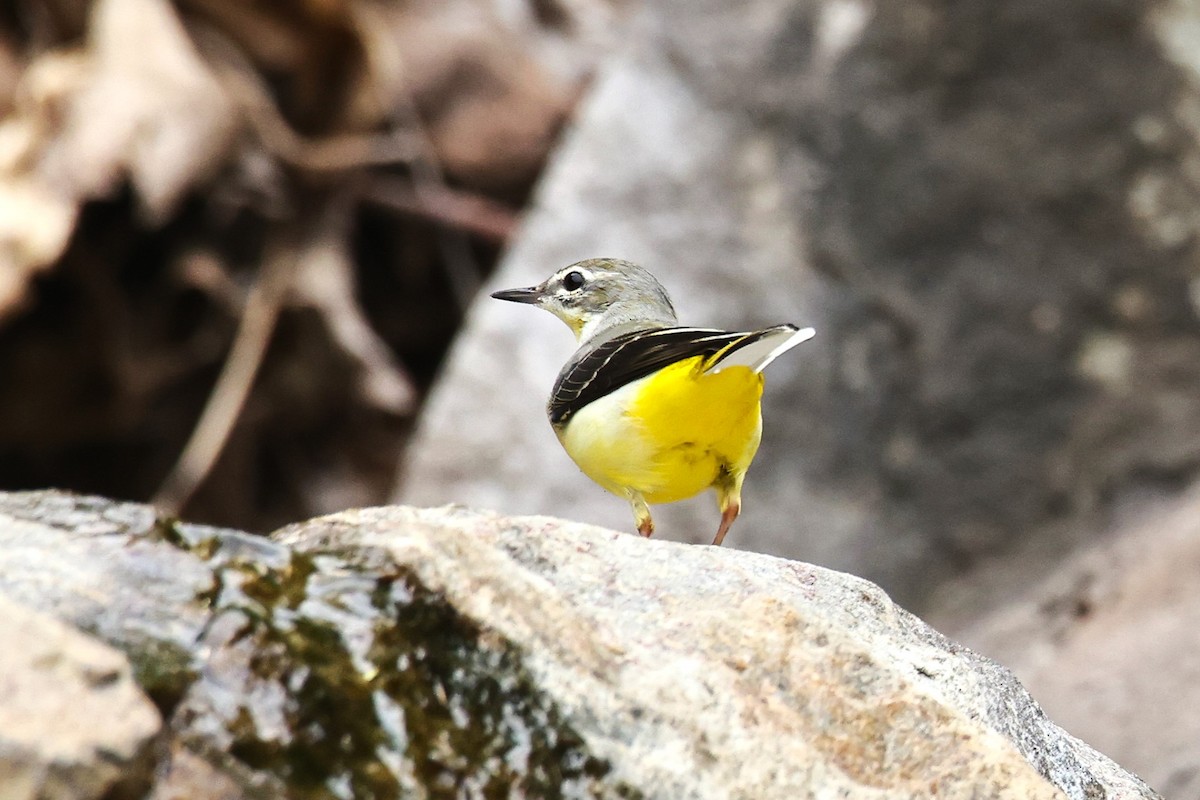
[548,327,772,426]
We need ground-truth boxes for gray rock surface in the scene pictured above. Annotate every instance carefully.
[946,484,1200,800]
[278,505,1161,800]
[0,594,161,800]
[0,491,1161,799]
[397,0,1200,617]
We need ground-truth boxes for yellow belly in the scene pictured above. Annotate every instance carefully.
[556,356,764,504]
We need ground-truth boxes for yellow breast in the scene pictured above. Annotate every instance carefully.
[556,356,764,504]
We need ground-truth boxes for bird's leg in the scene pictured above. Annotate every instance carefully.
[629,493,654,538]
[713,500,740,546]
[713,471,744,546]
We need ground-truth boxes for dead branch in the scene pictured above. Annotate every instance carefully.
[362,177,519,244]
[152,230,293,516]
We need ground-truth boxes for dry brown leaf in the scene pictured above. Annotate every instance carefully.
[43,0,239,219]
[290,227,417,415]
[0,179,77,317]
[0,0,239,320]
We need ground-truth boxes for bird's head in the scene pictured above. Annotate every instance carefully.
[491,258,679,343]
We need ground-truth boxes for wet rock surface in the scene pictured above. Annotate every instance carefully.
[0,491,1162,799]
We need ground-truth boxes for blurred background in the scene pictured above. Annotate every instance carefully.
[2,0,1199,795]
[0,0,623,527]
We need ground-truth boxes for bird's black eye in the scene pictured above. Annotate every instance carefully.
[562,270,586,291]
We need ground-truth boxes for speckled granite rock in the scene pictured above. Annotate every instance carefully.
[0,491,1161,798]
[0,595,161,800]
[945,485,1200,800]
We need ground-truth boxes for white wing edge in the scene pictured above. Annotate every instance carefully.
[707,326,816,374]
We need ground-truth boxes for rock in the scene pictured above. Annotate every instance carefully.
[397,0,1200,618]
[0,491,1160,798]
[0,594,161,800]
[944,484,1200,800]
[0,491,216,686]
[278,505,1163,800]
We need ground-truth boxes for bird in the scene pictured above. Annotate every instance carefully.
[491,258,814,546]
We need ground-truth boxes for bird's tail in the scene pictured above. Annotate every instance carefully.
[705,324,815,374]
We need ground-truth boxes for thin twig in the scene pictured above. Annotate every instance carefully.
[190,22,425,172]
[152,234,293,516]
[194,11,491,303]
[349,2,485,310]
[362,176,519,245]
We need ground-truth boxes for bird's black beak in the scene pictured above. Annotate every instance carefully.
[490,286,542,304]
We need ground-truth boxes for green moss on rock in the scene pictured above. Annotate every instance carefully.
[188,541,636,799]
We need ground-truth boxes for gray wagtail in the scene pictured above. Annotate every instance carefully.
[492,258,814,546]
